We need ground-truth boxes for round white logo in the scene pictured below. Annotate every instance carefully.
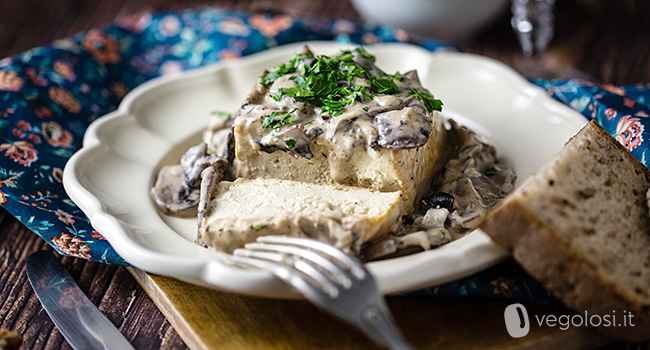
[504,303,530,338]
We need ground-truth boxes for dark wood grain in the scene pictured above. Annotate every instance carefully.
[2,0,650,349]
[129,268,615,350]
[0,0,359,59]
[0,210,187,349]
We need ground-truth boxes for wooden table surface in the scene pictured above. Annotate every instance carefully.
[1,0,650,349]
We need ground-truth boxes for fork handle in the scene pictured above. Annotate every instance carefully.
[360,305,416,350]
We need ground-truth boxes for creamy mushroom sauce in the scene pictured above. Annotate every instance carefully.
[235,49,434,185]
[151,47,516,260]
[362,120,516,260]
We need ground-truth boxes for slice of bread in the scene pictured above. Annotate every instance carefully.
[198,178,403,254]
[479,121,650,341]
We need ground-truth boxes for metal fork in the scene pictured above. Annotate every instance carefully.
[231,236,415,350]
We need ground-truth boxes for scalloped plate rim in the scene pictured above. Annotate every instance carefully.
[63,41,587,298]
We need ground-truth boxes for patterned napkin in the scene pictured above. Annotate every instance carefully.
[1,7,648,304]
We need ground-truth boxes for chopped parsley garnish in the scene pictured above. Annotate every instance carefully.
[261,108,298,130]
[260,52,313,88]
[272,86,315,102]
[259,47,442,121]
[321,85,373,117]
[285,138,296,150]
[250,224,267,231]
[210,110,231,119]
[337,52,354,61]
[409,88,443,113]
[378,71,405,81]
[355,46,375,61]
[485,167,498,176]
[372,78,400,95]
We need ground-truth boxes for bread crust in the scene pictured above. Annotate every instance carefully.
[480,121,650,341]
[481,199,650,341]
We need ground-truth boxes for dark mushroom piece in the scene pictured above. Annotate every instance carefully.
[360,235,427,262]
[375,108,432,149]
[360,235,400,261]
[150,165,200,217]
[196,166,224,247]
[206,127,234,161]
[422,192,455,210]
[181,142,228,188]
[196,166,227,223]
[402,70,421,86]
[152,141,229,218]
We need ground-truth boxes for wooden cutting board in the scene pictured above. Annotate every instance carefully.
[128,268,612,350]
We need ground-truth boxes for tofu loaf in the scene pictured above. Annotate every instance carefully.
[479,121,650,341]
[233,47,445,212]
[198,177,403,254]
[151,46,516,259]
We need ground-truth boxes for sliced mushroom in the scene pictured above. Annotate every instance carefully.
[196,166,225,247]
[197,166,226,221]
[360,234,429,262]
[181,143,227,187]
[328,113,379,152]
[398,228,451,251]
[151,165,200,217]
[402,70,421,86]
[360,236,400,261]
[375,108,432,149]
[206,127,233,160]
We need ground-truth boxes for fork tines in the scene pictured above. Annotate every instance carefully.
[232,235,367,298]
[230,235,415,350]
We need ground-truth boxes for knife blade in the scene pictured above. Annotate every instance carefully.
[25,251,134,350]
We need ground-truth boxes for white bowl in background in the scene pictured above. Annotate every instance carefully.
[350,0,509,42]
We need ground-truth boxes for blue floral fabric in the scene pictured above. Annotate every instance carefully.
[535,79,650,165]
[0,7,648,304]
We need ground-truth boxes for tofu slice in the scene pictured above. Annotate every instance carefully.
[198,178,404,254]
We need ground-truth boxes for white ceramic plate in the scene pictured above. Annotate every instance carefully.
[63,41,587,298]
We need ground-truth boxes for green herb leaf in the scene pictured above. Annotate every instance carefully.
[210,110,231,119]
[355,47,376,61]
[485,167,497,176]
[259,52,313,87]
[260,71,280,87]
[372,78,400,95]
[261,47,442,121]
[378,71,405,82]
[410,88,443,113]
[250,224,267,231]
[285,138,296,150]
[261,108,299,130]
[273,86,313,102]
[338,52,354,62]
